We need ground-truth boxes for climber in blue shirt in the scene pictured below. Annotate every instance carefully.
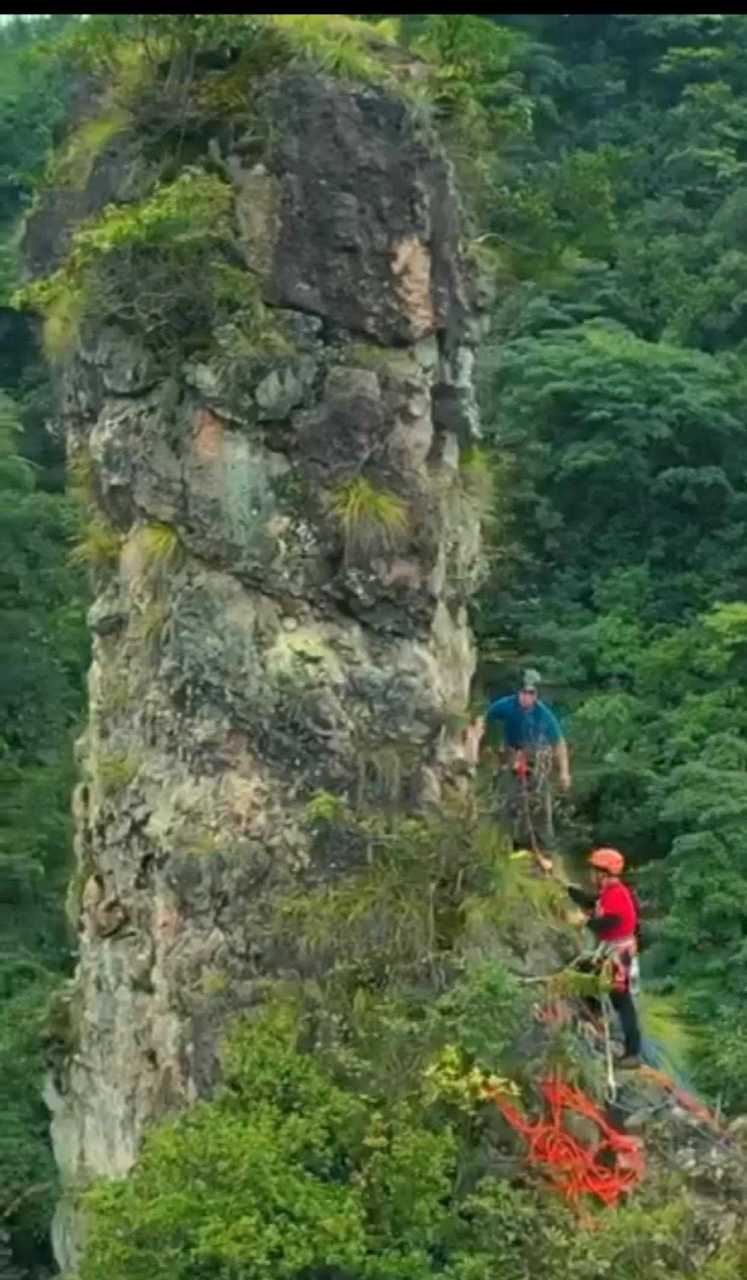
[475,668,571,849]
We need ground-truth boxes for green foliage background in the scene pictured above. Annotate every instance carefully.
[467,13,747,1110]
[4,9,747,1278]
[0,15,88,1276]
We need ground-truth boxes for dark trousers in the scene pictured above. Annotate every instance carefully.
[576,957,642,1058]
[505,752,555,849]
[610,989,641,1057]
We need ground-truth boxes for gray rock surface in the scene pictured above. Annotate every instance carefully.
[35,68,486,1274]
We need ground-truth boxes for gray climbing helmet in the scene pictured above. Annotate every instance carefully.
[522,667,541,692]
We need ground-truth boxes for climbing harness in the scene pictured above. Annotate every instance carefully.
[484,1074,645,1211]
[592,936,639,996]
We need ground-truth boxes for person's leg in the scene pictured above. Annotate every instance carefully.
[505,759,524,848]
[538,771,555,849]
[529,750,555,850]
[610,989,642,1058]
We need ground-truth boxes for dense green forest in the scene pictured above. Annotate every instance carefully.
[472,12,747,1111]
[0,14,88,1276]
[3,11,747,1278]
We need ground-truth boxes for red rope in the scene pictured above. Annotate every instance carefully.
[484,1075,645,1209]
[637,1065,722,1132]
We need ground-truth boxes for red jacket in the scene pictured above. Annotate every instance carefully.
[595,880,638,942]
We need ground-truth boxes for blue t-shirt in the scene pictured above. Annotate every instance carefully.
[486,694,562,750]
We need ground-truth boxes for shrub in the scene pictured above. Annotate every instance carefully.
[276,807,503,990]
[71,168,232,258]
[15,170,237,360]
[433,958,530,1072]
[67,446,96,507]
[305,788,351,826]
[78,1006,462,1280]
[78,1001,747,1280]
[80,1007,370,1280]
[690,1004,747,1113]
[265,14,400,84]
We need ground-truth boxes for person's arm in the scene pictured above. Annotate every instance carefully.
[567,884,596,911]
[468,697,508,762]
[555,737,571,790]
[566,884,623,935]
[463,718,484,766]
[485,695,512,725]
[586,911,623,937]
[539,703,571,789]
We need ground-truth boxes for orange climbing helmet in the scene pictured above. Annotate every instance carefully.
[589,846,625,876]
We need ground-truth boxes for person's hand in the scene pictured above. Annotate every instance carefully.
[559,771,571,792]
[463,718,485,766]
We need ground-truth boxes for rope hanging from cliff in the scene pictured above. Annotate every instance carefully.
[513,750,558,875]
[637,1065,723,1134]
[483,1075,645,1210]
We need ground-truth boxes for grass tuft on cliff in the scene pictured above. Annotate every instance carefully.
[69,513,122,571]
[329,476,410,564]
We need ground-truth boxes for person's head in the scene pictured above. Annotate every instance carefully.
[589,846,625,886]
[518,667,540,709]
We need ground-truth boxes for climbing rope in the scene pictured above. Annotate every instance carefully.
[637,1065,724,1133]
[483,1075,645,1210]
[513,748,556,873]
[600,995,617,1101]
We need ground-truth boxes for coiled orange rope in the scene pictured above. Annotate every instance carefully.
[484,1076,645,1208]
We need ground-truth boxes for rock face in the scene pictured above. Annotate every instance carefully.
[40,71,483,1272]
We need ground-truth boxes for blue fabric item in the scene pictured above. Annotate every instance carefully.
[486,693,562,748]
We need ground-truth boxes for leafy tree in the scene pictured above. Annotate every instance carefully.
[0,19,88,1273]
[0,391,86,1270]
[470,11,747,1099]
[80,1003,747,1280]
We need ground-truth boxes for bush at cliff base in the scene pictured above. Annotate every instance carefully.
[77,1004,747,1280]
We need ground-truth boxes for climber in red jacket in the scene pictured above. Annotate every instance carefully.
[567,847,642,1068]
